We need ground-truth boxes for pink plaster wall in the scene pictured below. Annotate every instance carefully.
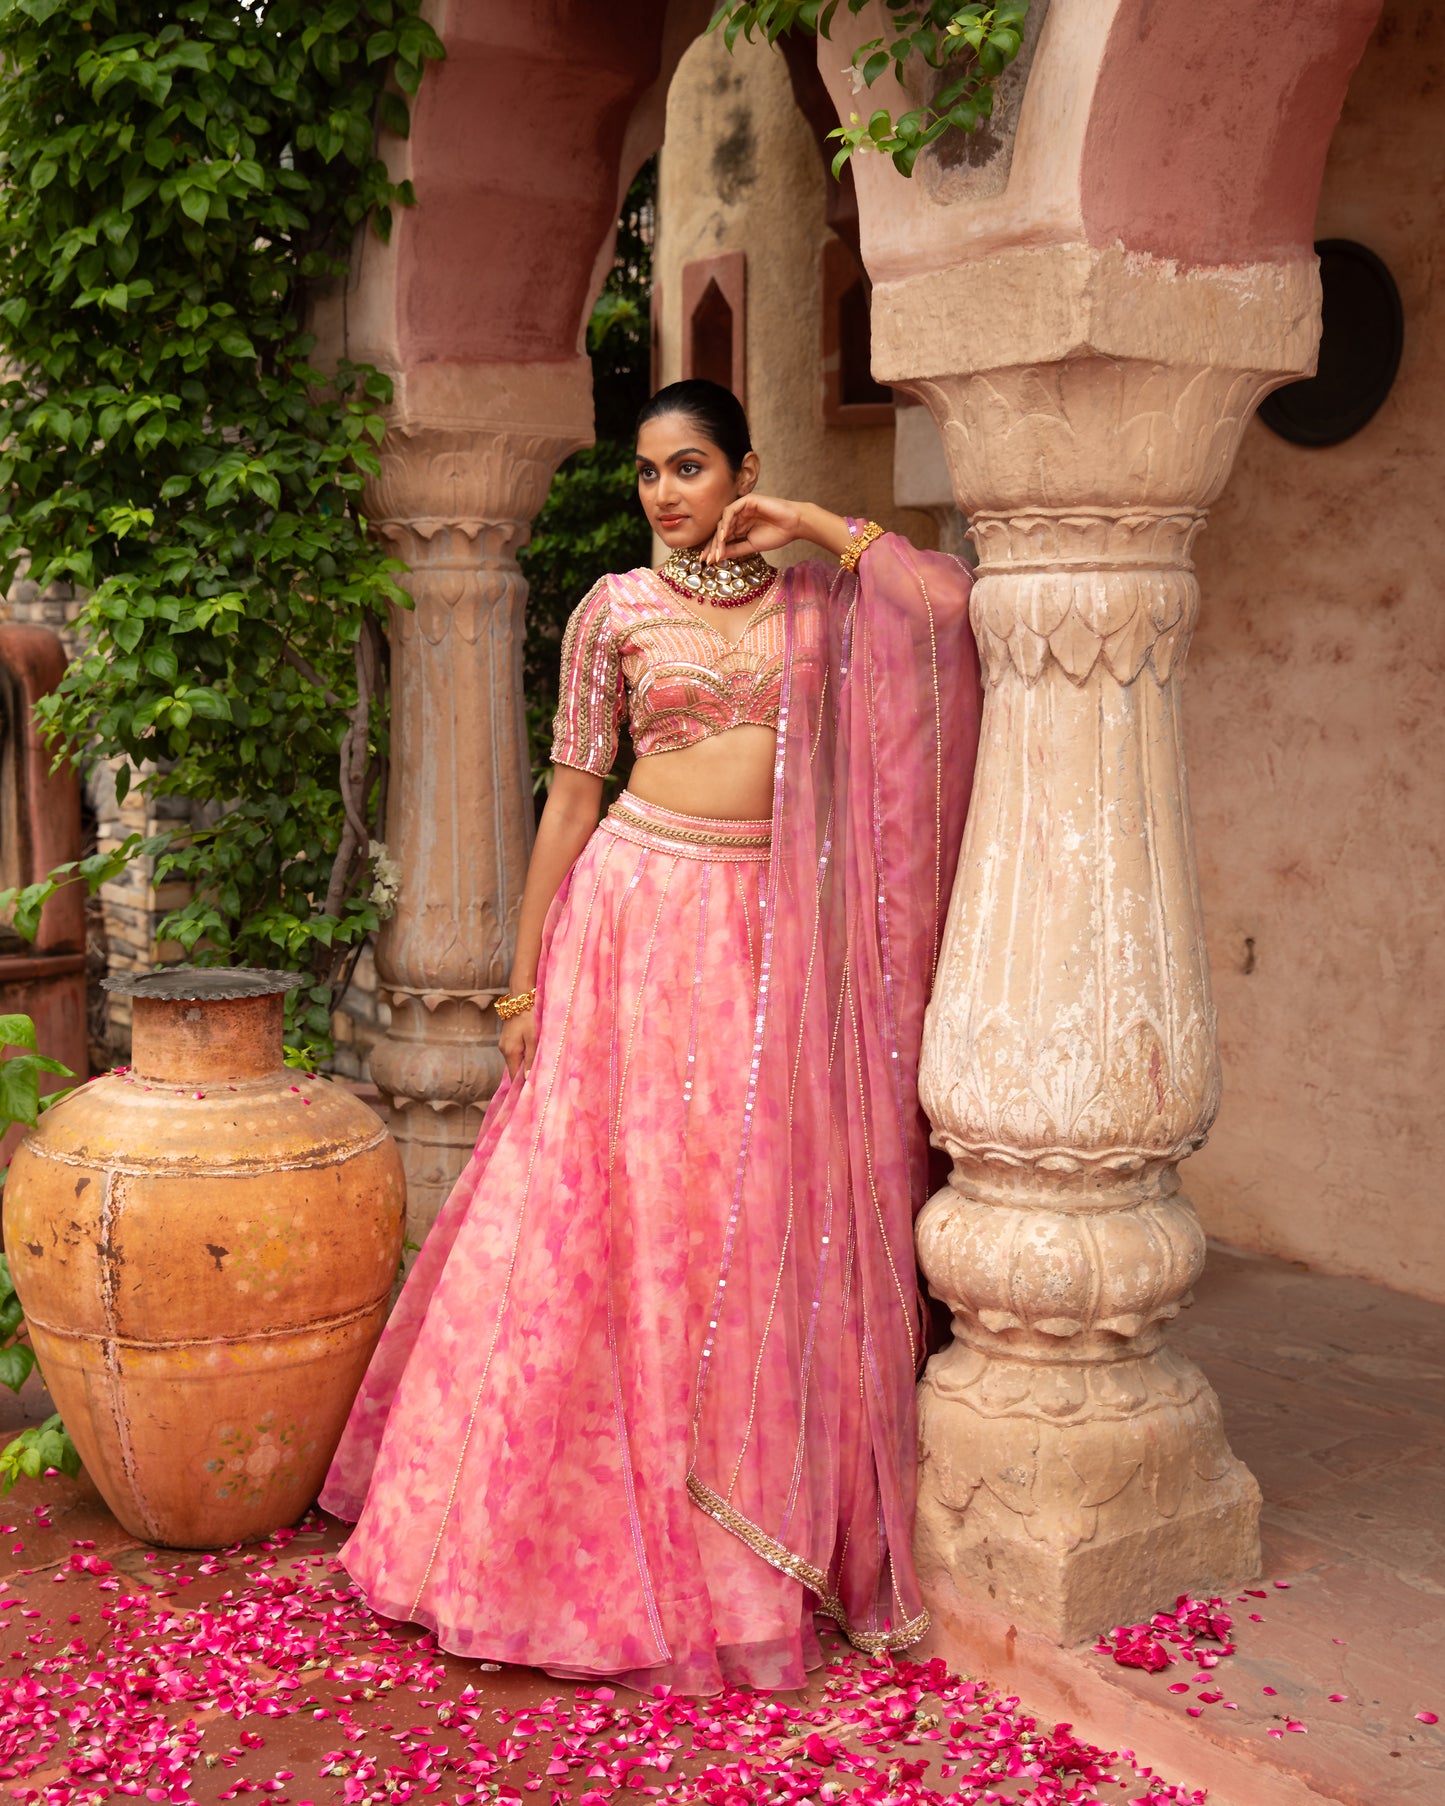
[1185,4,1445,1301]
[1080,0,1380,264]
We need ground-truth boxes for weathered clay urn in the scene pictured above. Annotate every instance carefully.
[3,968,405,1547]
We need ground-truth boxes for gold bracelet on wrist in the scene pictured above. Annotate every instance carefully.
[495,988,536,1022]
[839,520,885,572]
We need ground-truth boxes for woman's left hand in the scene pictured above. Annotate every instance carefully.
[706,496,852,563]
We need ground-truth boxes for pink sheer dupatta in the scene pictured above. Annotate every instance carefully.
[687,531,979,1651]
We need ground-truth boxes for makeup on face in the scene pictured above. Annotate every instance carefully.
[635,415,741,551]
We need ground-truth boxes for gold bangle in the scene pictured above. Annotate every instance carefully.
[495,988,536,1021]
[839,520,884,572]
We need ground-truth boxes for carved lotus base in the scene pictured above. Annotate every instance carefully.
[914,1344,1261,1643]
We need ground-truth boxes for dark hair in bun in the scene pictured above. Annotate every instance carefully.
[636,380,753,473]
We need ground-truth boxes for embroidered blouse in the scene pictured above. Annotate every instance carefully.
[550,566,786,776]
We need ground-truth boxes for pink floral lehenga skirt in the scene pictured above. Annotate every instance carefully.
[322,539,982,1699]
[322,796,819,1694]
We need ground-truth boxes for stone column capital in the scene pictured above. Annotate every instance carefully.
[364,358,594,549]
[964,506,1203,688]
[872,243,1321,393]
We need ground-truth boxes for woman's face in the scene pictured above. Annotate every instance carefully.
[635,413,758,551]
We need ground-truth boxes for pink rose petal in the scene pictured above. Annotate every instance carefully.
[0,1509,1218,1806]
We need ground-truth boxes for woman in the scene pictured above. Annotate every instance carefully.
[321,380,981,1696]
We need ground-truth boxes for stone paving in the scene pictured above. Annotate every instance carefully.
[0,1243,1437,1805]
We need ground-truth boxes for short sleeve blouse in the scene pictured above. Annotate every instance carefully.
[550,578,626,777]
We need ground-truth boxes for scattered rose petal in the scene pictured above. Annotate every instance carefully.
[1417,1712,1439,1725]
[0,1513,1212,1806]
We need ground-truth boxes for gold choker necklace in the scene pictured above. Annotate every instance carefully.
[658,546,776,608]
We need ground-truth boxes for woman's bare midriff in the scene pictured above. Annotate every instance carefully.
[625,724,776,821]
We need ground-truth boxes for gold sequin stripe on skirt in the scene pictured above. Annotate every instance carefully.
[603,793,772,863]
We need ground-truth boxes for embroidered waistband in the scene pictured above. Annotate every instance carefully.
[603,793,772,863]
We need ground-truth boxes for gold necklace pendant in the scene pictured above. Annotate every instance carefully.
[658,546,775,608]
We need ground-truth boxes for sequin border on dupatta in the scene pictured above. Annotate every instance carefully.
[686,1473,930,1655]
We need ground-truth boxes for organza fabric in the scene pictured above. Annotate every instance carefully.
[321,534,980,1693]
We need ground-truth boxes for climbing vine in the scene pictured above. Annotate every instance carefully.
[0,1014,81,1490]
[711,1,1029,174]
[0,0,442,1055]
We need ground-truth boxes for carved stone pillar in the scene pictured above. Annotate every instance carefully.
[887,250,1319,1639]
[366,384,588,1242]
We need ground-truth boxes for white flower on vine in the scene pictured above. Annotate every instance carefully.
[845,62,866,95]
[369,839,402,914]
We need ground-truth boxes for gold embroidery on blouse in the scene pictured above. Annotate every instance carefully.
[551,579,622,775]
[552,571,792,772]
[622,580,786,756]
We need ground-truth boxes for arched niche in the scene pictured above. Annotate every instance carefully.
[680,253,746,400]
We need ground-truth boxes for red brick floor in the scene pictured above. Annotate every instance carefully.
[0,1242,1438,1805]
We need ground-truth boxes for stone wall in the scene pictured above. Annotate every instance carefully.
[1184,3,1445,1302]
[329,942,389,1085]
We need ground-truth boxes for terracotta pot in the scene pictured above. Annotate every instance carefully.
[3,968,405,1548]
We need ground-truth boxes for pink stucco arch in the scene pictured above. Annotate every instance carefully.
[817,0,1383,285]
[392,5,658,366]
[1079,0,1383,266]
[334,0,711,387]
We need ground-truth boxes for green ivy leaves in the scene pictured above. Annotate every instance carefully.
[0,1014,74,1127]
[0,1256,36,1397]
[0,1015,74,1200]
[0,1414,82,1494]
[710,0,1029,176]
[0,2,442,1050]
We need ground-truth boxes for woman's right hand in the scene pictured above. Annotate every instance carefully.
[499,1008,537,1083]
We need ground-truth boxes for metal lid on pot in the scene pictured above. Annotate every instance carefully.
[101,965,306,1001]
